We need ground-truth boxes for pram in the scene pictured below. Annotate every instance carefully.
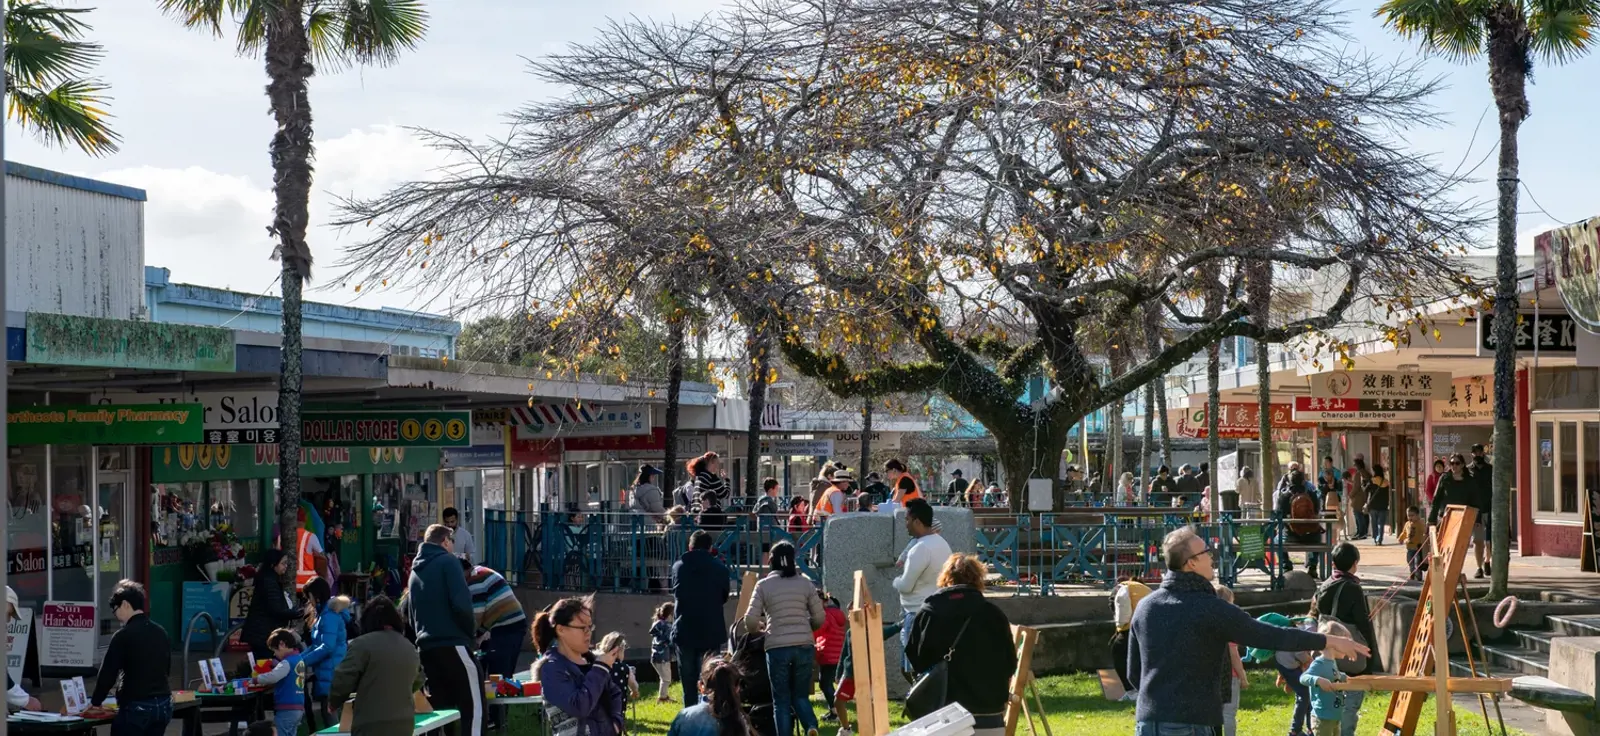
[729,623,786,736]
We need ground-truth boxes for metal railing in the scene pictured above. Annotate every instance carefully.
[481,508,1333,595]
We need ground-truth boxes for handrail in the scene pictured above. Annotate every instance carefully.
[182,611,220,687]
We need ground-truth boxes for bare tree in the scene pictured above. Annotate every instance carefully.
[335,0,1483,511]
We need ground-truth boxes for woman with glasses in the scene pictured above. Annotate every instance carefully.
[535,596,627,736]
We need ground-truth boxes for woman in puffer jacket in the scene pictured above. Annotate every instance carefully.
[743,541,825,736]
[300,578,354,725]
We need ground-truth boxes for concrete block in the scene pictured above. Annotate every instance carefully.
[1549,637,1600,710]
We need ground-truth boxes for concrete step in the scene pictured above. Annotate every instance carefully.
[1509,629,1554,654]
[1478,643,1551,678]
[1448,655,1520,680]
[1547,613,1600,637]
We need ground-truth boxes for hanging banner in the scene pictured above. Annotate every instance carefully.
[93,390,279,445]
[39,601,96,668]
[1293,397,1424,422]
[1430,376,1494,423]
[302,410,471,448]
[1168,403,1311,439]
[761,439,835,457]
[1477,312,1579,355]
[8,404,205,446]
[1532,217,1600,333]
[1307,370,1451,400]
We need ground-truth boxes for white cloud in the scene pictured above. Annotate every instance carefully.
[99,124,449,307]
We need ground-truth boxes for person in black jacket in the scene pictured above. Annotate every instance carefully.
[1468,444,1495,578]
[407,524,483,736]
[242,550,301,662]
[1430,453,1486,577]
[671,530,732,710]
[1312,543,1381,736]
[905,554,1016,735]
[92,581,172,736]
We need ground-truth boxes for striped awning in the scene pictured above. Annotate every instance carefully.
[511,403,598,426]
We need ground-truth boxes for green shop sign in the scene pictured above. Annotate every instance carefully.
[26,313,235,372]
[302,411,471,448]
[9,404,205,446]
[152,444,442,483]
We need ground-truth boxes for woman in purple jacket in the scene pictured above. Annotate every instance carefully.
[535,597,627,736]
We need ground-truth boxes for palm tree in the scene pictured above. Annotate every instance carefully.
[5,1,119,155]
[159,0,427,584]
[1378,0,1597,599]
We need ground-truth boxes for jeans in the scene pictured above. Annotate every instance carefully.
[1134,724,1219,736]
[678,645,712,709]
[1339,690,1365,736]
[1274,661,1311,735]
[275,709,305,736]
[1406,548,1424,577]
[1355,511,1369,538]
[767,645,819,736]
[901,610,917,675]
[1370,510,1389,544]
[110,697,172,736]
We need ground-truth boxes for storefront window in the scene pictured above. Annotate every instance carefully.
[153,482,206,548]
[373,472,432,543]
[51,445,94,604]
[1561,423,1579,516]
[1534,367,1600,411]
[210,479,262,544]
[7,447,50,611]
[1537,422,1555,513]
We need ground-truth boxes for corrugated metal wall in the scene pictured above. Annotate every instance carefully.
[6,174,144,319]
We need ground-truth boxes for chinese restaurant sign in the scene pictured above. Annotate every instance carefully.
[301,410,471,448]
[25,313,235,372]
[8,404,205,445]
[1430,376,1493,423]
[1533,217,1600,333]
[1307,370,1451,400]
[1293,397,1425,422]
[1478,311,1578,354]
[1169,403,1311,439]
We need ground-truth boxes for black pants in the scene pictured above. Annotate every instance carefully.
[819,664,838,708]
[679,645,714,709]
[1110,630,1133,692]
[421,645,486,736]
[1355,510,1370,537]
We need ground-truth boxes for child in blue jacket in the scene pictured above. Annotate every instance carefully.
[254,629,307,736]
[301,583,353,721]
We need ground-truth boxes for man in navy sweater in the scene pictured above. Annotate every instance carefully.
[1128,527,1369,735]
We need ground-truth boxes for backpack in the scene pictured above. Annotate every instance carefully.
[672,481,695,509]
[1317,580,1371,675]
[1288,488,1320,535]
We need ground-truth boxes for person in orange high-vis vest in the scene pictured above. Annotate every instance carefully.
[885,459,921,504]
[295,527,322,592]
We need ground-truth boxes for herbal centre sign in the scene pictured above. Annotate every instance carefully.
[301,410,471,448]
[8,404,205,445]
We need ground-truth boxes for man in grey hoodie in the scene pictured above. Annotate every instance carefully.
[407,524,483,736]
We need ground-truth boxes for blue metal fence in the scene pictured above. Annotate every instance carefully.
[481,509,1322,595]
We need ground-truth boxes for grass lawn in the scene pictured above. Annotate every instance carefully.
[498,670,1527,736]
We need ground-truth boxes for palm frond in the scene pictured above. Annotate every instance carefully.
[155,0,236,37]
[5,8,104,86]
[6,78,120,155]
[331,0,427,67]
[1377,0,1492,61]
[1528,0,1600,63]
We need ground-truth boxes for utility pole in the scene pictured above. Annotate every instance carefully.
[3,27,12,736]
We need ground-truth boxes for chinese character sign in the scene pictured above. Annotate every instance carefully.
[1478,312,1579,354]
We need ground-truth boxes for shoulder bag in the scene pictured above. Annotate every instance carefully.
[1325,581,1370,675]
[904,619,971,719]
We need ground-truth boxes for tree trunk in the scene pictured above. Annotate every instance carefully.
[265,0,314,590]
[1143,380,1155,503]
[744,331,772,502]
[998,422,1071,512]
[1204,267,1223,516]
[1144,308,1173,468]
[860,400,873,477]
[662,315,686,493]
[1486,19,1528,600]
[1249,260,1275,505]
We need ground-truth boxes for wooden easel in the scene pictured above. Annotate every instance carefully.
[1325,506,1511,736]
[848,571,891,736]
[1003,625,1050,736]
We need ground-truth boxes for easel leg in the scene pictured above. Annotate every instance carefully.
[1028,681,1053,736]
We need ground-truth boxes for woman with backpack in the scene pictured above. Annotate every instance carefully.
[1276,470,1325,578]
[1312,543,1380,736]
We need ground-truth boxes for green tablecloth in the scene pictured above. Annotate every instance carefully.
[315,709,461,736]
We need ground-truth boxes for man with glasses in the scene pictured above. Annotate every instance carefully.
[92,581,172,736]
[407,523,484,736]
[5,587,42,712]
[1127,527,1368,736]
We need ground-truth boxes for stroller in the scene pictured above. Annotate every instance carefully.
[729,624,781,736]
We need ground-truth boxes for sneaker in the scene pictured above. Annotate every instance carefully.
[1474,568,1485,579]
[839,729,855,736]
[808,729,819,736]
[1485,561,1493,576]
[822,713,839,723]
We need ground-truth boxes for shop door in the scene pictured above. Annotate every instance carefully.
[95,469,134,649]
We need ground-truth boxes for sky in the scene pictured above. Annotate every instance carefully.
[9,0,1600,316]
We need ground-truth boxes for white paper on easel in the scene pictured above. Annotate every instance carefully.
[209,658,227,685]
[60,676,88,715]
[889,703,974,736]
[199,662,214,690]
